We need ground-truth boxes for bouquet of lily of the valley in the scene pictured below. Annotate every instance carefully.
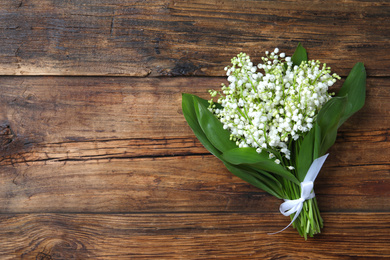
[182,44,366,239]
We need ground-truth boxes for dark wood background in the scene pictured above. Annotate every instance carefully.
[0,0,389,259]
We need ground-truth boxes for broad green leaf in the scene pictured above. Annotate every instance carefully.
[317,95,348,155]
[297,63,366,172]
[224,162,283,199]
[194,97,237,153]
[292,43,308,66]
[222,147,300,185]
[313,122,321,160]
[293,136,303,172]
[182,93,223,159]
[249,163,300,185]
[337,62,366,126]
[222,147,271,165]
[296,123,320,182]
[242,165,284,198]
[183,94,285,198]
[193,94,212,110]
[247,165,283,190]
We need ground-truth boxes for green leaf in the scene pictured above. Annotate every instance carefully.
[291,43,308,66]
[224,162,283,199]
[194,97,237,153]
[182,93,223,159]
[313,122,321,160]
[247,165,283,190]
[183,94,285,198]
[222,147,272,164]
[222,147,300,185]
[296,123,321,182]
[337,62,366,126]
[316,95,348,155]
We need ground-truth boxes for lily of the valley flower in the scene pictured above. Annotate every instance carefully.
[209,48,340,165]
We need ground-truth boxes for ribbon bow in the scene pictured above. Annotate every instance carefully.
[269,153,329,235]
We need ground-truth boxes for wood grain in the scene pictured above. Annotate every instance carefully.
[0,77,388,213]
[0,155,389,213]
[0,1,389,258]
[0,76,387,167]
[0,0,389,76]
[0,77,387,143]
[1,213,389,259]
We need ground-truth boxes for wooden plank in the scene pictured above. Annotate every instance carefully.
[0,156,389,213]
[0,77,387,142]
[0,76,387,163]
[1,130,388,167]
[0,156,278,213]
[0,0,389,76]
[1,213,389,259]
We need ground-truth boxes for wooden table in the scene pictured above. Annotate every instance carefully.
[1,1,389,259]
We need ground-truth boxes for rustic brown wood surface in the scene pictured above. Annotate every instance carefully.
[0,0,389,76]
[0,77,389,215]
[0,0,389,259]
[1,213,390,259]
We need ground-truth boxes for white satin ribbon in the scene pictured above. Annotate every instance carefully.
[268,153,329,235]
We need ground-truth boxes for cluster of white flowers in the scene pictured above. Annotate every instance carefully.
[209,48,340,165]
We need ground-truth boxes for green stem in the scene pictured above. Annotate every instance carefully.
[285,193,323,239]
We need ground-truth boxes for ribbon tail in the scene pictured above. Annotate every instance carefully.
[304,153,329,182]
[268,204,303,235]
